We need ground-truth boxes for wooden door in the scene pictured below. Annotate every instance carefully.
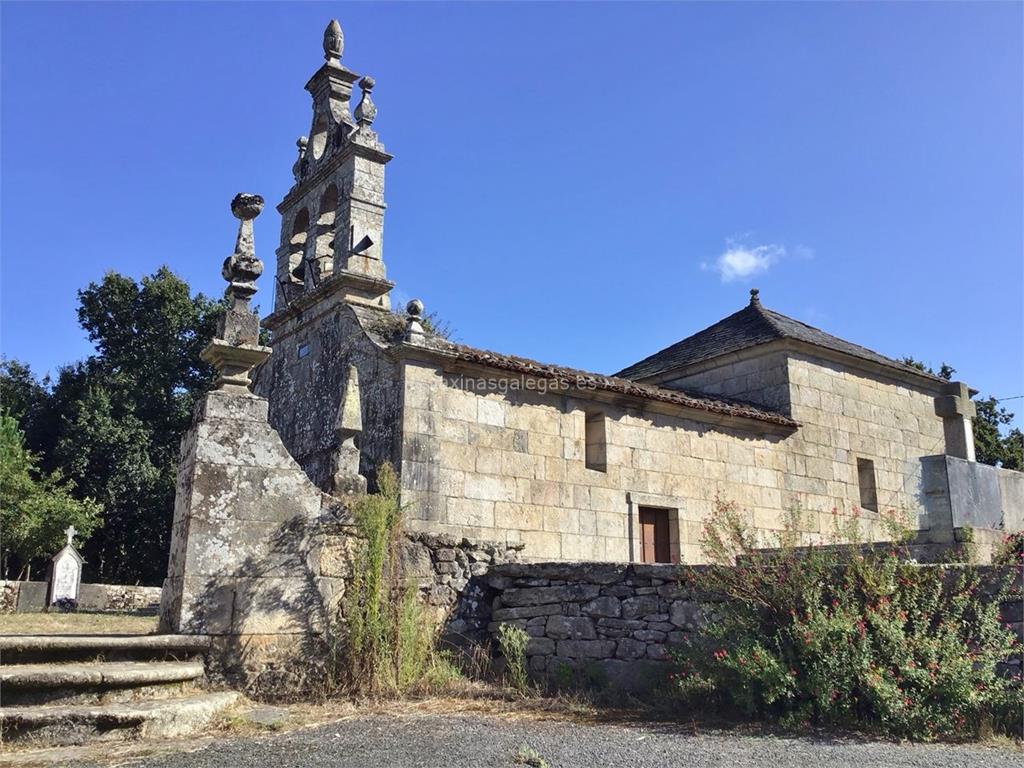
[639,507,671,564]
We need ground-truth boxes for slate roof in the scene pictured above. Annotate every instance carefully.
[614,291,942,383]
[423,339,798,428]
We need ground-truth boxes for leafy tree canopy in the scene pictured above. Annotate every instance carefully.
[0,411,102,580]
[1,267,222,583]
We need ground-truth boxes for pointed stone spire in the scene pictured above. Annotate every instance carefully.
[335,365,363,435]
[201,194,272,392]
[331,365,367,496]
[323,19,344,62]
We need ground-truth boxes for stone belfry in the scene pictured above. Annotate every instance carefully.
[270,19,393,315]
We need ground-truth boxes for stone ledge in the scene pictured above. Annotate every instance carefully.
[0,635,211,654]
[0,660,205,689]
[0,691,239,744]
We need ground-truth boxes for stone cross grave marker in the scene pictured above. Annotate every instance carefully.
[49,525,84,605]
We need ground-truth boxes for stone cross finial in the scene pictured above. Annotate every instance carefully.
[355,76,377,128]
[323,19,344,62]
[934,381,977,461]
[65,525,77,547]
[405,298,426,343]
[749,288,761,306]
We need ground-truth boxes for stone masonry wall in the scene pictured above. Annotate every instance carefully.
[0,582,161,614]
[78,583,163,613]
[478,561,1024,691]
[658,348,792,414]
[257,301,402,490]
[317,528,523,649]
[648,347,947,537]
[397,354,934,565]
[484,562,694,691]
[785,352,946,526]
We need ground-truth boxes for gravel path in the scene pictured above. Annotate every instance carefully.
[79,713,1019,768]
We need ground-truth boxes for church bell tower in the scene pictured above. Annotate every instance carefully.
[268,19,393,320]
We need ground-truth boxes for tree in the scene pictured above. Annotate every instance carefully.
[901,356,1020,469]
[2,268,222,584]
[55,268,222,583]
[0,411,102,580]
[0,359,56,460]
[973,397,1022,470]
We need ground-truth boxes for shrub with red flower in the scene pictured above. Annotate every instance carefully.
[670,496,1023,741]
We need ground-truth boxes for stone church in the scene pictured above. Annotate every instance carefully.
[254,20,1017,565]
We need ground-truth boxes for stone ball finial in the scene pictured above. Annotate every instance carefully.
[230,193,264,222]
[223,193,264,303]
[749,288,761,305]
[405,299,426,343]
[355,76,378,128]
[323,19,344,61]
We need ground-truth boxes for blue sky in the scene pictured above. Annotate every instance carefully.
[2,2,1021,426]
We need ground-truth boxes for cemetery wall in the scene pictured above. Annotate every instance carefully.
[0,580,161,614]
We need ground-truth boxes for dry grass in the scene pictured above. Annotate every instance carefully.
[0,612,157,636]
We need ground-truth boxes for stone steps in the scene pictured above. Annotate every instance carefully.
[0,691,239,745]
[0,634,238,746]
[0,660,205,706]
[0,634,211,664]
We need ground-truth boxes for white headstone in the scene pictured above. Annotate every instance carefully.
[49,529,84,605]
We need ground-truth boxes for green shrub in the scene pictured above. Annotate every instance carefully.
[338,463,461,697]
[497,623,531,693]
[994,532,1024,567]
[672,497,1023,740]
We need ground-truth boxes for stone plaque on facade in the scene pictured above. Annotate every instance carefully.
[49,526,84,605]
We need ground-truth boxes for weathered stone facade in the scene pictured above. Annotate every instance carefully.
[154,19,1024,704]
[396,352,795,564]
[247,21,1021,566]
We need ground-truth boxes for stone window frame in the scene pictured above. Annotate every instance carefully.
[855,456,879,513]
[625,491,682,565]
[584,410,608,472]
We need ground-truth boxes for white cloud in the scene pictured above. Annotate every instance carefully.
[703,241,786,283]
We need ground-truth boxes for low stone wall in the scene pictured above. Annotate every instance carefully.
[481,562,705,691]
[479,561,1023,692]
[920,455,1024,542]
[0,581,162,614]
[318,525,524,644]
[400,531,523,645]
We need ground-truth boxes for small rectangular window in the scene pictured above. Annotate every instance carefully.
[297,343,310,359]
[585,411,606,472]
[857,458,878,512]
